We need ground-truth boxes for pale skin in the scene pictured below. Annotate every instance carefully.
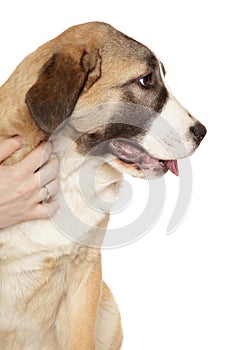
[0,136,59,229]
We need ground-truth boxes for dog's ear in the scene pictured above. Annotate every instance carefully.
[25,45,101,134]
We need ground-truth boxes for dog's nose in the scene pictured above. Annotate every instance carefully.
[189,122,207,144]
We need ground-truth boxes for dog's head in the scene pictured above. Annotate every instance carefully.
[25,22,206,179]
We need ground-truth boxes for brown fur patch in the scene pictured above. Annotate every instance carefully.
[26,45,101,134]
[0,21,166,349]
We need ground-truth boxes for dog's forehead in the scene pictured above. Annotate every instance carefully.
[109,27,156,59]
[101,26,160,76]
[61,22,160,73]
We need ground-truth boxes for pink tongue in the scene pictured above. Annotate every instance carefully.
[165,160,179,176]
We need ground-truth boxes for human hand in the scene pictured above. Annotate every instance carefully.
[0,136,59,229]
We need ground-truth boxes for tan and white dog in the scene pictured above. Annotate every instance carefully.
[0,22,206,349]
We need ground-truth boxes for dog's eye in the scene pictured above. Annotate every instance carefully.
[138,73,154,88]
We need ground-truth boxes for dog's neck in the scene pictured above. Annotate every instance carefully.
[49,126,123,247]
[0,126,122,256]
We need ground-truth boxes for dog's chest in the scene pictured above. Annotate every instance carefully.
[43,138,122,245]
[0,241,100,349]
[0,143,121,348]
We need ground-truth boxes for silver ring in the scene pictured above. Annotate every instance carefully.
[44,185,50,202]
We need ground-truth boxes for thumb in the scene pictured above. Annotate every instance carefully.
[0,136,22,163]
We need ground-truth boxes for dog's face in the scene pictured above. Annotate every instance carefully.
[25,22,206,179]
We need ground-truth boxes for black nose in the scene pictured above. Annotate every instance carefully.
[190,123,207,144]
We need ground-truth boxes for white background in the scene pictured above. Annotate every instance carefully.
[0,1,232,349]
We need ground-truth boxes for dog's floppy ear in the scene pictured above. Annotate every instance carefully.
[25,45,101,134]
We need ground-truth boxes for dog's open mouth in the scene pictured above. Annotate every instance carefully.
[108,139,179,176]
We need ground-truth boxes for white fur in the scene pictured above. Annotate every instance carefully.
[0,130,122,250]
[141,65,198,160]
[141,95,197,160]
[0,130,122,348]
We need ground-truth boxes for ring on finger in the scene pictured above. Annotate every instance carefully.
[42,185,50,202]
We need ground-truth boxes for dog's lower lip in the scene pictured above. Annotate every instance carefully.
[118,157,135,165]
[108,139,179,176]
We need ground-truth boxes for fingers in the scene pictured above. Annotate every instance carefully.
[0,138,61,227]
[39,179,60,202]
[0,136,22,163]
[19,141,52,173]
[35,156,60,187]
[30,200,59,220]
[42,200,59,218]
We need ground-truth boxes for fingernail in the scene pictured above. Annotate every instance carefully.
[44,141,52,154]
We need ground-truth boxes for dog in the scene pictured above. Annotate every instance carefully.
[0,22,206,349]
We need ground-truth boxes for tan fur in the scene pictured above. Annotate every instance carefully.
[0,21,205,349]
[0,22,127,350]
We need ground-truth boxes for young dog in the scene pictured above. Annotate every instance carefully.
[0,22,206,349]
